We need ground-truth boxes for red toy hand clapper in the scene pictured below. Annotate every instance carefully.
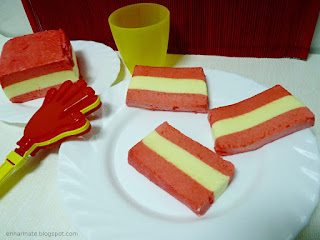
[0,80,101,184]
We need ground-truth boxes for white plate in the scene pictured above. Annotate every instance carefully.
[0,40,120,123]
[58,69,320,240]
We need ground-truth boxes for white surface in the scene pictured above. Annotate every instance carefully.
[0,34,9,52]
[0,0,33,37]
[1,53,319,240]
[0,40,120,123]
[58,69,320,240]
[311,15,320,54]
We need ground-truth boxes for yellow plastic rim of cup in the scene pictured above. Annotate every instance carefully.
[108,3,170,73]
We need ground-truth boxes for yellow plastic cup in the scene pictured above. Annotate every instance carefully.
[108,3,170,74]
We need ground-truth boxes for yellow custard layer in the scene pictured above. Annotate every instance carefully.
[142,131,230,199]
[3,48,79,99]
[129,76,208,95]
[212,95,305,139]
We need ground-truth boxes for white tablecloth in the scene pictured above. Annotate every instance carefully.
[0,50,319,239]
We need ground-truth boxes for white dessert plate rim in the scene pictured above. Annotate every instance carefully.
[58,69,320,240]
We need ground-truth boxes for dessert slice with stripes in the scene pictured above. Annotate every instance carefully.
[0,29,79,103]
[126,65,209,113]
[208,85,315,156]
[128,122,234,216]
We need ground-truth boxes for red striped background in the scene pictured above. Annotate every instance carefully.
[22,0,320,59]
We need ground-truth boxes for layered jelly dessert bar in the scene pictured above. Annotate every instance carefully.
[128,122,234,216]
[208,85,315,156]
[0,29,79,103]
[126,65,208,113]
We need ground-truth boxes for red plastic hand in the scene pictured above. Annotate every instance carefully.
[16,80,100,156]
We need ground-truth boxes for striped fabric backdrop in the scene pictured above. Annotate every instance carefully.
[22,0,320,59]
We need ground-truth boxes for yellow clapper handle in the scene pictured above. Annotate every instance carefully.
[0,151,28,183]
[0,118,92,185]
